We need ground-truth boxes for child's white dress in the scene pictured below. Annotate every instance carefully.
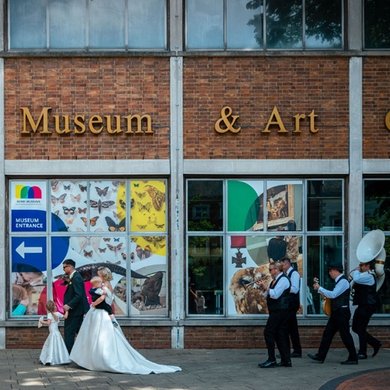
[39,312,71,365]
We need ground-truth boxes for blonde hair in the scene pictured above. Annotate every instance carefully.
[97,266,113,282]
[46,300,58,322]
[90,276,103,286]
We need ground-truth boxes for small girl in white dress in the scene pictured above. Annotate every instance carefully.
[39,300,71,365]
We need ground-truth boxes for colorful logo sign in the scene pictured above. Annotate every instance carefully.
[15,185,42,199]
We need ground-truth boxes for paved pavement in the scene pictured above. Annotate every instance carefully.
[0,348,389,390]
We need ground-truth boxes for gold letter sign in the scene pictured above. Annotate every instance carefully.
[215,106,241,133]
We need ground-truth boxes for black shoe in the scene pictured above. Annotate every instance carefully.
[290,352,302,358]
[340,360,358,365]
[307,353,324,363]
[373,343,382,357]
[357,353,367,360]
[277,361,292,367]
[258,359,277,368]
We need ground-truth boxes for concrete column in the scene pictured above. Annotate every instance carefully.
[348,0,363,51]
[170,56,184,348]
[348,57,363,271]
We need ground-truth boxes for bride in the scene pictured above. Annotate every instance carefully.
[70,274,181,375]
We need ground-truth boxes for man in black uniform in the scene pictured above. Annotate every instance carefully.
[350,261,381,359]
[308,263,358,365]
[258,261,291,368]
[281,257,302,357]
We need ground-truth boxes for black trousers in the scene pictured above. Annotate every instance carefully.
[64,314,84,353]
[352,304,380,355]
[317,307,357,361]
[264,310,290,363]
[287,308,302,353]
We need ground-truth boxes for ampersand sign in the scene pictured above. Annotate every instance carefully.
[214,106,241,134]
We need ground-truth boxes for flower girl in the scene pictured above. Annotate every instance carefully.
[39,300,71,365]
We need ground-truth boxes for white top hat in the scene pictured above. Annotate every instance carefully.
[356,229,385,263]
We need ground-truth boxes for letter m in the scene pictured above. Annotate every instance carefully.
[21,107,51,134]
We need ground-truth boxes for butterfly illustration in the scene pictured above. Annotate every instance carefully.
[63,206,76,215]
[121,252,127,260]
[63,184,71,191]
[105,216,126,232]
[89,199,115,214]
[113,238,120,242]
[98,247,107,253]
[96,186,109,197]
[83,249,93,257]
[71,194,81,203]
[78,207,87,214]
[135,191,146,199]
[144,236,165,249]
[119,199,126,210]
[51,180,59,192]
[79,184,87,192]
[137,202,151,212]
[81,216,99,227]
[103,238,111,242]
[145,185,165,211]
[51,193,67,206]
[107,243,124,255]
[154,223,165,229]
[137,224,147,230]
[136,245,152,260]
[133,183,140,187]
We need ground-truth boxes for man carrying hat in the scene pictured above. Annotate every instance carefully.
[308,263,358,365]
[350,261,381,359]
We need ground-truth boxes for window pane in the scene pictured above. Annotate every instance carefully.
[306,235,343,315]
[266,0,302,49]
[228,180,264,231]
[364,0,390,49]
[89,0,125,48]
[305,0,342,49]
[227,0,262,49]
[266,181,303,231]
[9,0,46,49]
[188,180,223,231]
[364,180,390,232]
[187,0,224,49]
[307,180,343,231]
[188,236,223,314]
[49,0,86,49]
[377,236,390,313]
[128,0,166,49]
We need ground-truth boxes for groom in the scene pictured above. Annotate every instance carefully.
[62,259,89,353]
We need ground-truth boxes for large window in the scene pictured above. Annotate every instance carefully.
[8,0,167,51]
[364,179,390,313]
[186,0,343,50]
[186,178,344,316]
[9,179,168,318]
[364,0,390,49]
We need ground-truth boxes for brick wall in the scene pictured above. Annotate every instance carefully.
[183,57,349,159]
[6,326,389,349]
[4,58,170,160]
[363,57,390,159]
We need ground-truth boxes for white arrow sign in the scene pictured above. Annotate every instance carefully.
[16,242,43,259]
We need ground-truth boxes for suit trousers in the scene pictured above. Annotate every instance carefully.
[352,304,380,355]
[287,308,302,353]
[64,314,84,353]
[318,307,357,361]
[264,310,290,363]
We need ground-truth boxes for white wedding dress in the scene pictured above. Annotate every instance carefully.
[39,312,71,365]
[70,289,181,375]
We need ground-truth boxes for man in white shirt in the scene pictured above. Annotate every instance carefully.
[258,262,291,368]
[350,261,381,359]
[308,264,358,365]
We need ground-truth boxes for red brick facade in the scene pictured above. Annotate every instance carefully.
[183,57,349,159]
[363,57,390,158]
